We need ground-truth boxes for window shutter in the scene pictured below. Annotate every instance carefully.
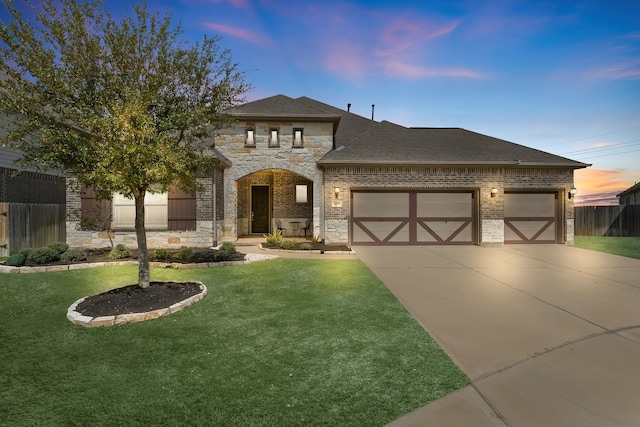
[80,185,112,230]
[168,186,196,231]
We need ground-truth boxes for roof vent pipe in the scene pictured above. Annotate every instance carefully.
[371,104,375,121]
[347,103,351,112]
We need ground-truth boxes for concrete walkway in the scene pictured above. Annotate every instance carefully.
[354,245,640,427]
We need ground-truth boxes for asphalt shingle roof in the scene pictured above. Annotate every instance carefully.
[228,95,341,120]
[229,95,589,168]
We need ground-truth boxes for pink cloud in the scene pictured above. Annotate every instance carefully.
[319,12,483,80]
[381,61,486,79]
[574,168,634,206]
[373,18,459,58]
[583,58,640,81]
[324,42,367,78]
[203,22,271,47]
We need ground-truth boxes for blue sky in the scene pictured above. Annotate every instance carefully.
[12,0,640,204]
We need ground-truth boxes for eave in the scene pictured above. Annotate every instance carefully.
[317,160,591,169]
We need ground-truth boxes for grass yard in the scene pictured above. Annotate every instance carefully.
[0,259,468,426]
[574,236,640,260]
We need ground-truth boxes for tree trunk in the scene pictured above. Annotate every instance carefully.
[135,193,151,288]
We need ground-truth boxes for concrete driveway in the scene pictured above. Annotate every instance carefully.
[355,245,640,427]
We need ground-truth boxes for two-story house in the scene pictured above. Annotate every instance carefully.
[66,95,589,248]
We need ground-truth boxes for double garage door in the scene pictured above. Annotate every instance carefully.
[352,191,476,245]
[351,190,558,246]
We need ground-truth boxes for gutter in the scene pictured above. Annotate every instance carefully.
[317,160,591,169]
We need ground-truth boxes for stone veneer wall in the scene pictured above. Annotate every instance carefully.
[214,120,334,241]
[235,170,313,236]
[322,166,575,246]
[66,177,218,249]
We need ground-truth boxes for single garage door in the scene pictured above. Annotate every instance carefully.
[504,192,558,244]
[351,191,475,245]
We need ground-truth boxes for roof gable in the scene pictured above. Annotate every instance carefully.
[617,181,640,197]
[228,95,340,121]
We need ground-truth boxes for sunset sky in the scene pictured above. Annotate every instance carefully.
[9,0,640,204]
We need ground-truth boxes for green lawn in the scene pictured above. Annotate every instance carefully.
[0,259,468,426]
[574,236,640,259]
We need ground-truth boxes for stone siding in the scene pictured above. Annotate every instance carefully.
[214,121,333,240]
[66,177,217,249]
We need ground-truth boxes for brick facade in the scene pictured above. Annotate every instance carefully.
[235,170,313,236]
[322,166,575,246]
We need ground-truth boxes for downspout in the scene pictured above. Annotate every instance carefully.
[212,168,217,247]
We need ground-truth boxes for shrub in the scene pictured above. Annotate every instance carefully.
[263,229,284,247]
[19,248,33,261]
[279,240,295,250]
[6,253,26,266]
[60,249,88,263]
[153,248,171,261]
[214,242,238,261]
[300,243,313,251]
[214,248,231,261]
[178,248,193,261]
[30,247,60,264]
[311,235,321,244]
[220,242,236,254]
[47,242,69,255]
[109,244,131,260]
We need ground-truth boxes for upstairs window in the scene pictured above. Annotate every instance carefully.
[269,127,280,148]
[245,128,255,147]
[293,128,304,147]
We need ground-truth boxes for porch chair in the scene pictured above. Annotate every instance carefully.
[275,218,286,236]
[301,218,311,237]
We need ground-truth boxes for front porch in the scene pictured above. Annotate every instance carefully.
[235,169,315,238]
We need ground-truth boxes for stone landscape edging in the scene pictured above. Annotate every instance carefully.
[0,252,278,274]
[67,281,208,328]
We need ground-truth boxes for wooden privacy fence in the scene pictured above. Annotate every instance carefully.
[575,205,640,237]
[0,203,66,256]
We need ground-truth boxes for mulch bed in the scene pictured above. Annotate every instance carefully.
[20,247,245,267]
[263,242,351,251]
[75,281,203,317]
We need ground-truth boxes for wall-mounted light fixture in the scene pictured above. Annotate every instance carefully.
[568,186,577,199]
[490,188,498,198]
[334,187,340,199]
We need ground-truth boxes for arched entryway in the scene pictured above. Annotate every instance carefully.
[236,170,313,237]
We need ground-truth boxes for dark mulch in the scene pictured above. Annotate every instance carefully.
[76,281,203,317]
[20,247,245,267]
[263,242,351,251]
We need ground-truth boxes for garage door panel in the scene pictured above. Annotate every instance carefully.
[353,220,409,243]
[352,191,475,246]
[353,193,409,217]
[505,193,555,217]
[504,193,557,244]
[417,221,472,243]
[417,193,472,217]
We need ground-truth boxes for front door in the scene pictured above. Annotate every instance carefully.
[251,186,270,234]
